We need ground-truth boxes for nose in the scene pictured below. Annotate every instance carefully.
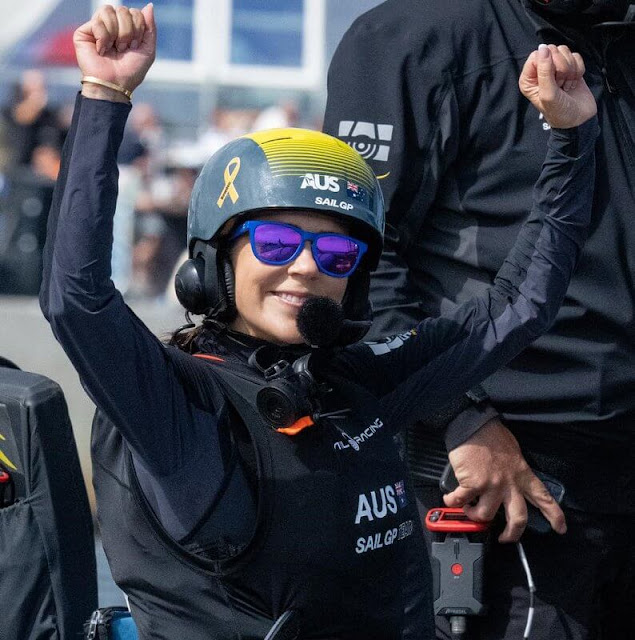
[287,241,319,276]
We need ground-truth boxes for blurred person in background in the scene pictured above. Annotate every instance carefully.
[120,101,166,298]
[253,99,300,131]
[0,74,67,296]
[130,154,198,299]
[128,102,167,175]
[1,70,63,168]
[197,107,236,159]
[112,128,148,293]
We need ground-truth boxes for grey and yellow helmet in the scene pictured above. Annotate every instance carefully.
[189,128,384,263]
[175,128,385,336]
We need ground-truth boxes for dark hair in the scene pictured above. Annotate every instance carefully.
[165,317,225,353]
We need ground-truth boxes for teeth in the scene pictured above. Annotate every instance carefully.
[277,293,306,305]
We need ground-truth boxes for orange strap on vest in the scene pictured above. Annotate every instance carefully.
[193,353,225,363]
[276,415,315,436]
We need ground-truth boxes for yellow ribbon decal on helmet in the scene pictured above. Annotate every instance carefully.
[0,434,17,471]
[217,157,241,208]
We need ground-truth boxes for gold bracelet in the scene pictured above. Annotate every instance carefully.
[81,76,133,100]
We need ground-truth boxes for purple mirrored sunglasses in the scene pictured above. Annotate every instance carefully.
[231,220,368,278]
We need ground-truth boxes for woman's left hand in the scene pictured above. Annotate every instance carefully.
[519,44,597,129]
[74,3,156,100]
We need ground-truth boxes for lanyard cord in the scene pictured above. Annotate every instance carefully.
[517,541,536,639]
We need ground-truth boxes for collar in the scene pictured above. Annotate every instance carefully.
[193,327,312,367]
[522,0,634,49]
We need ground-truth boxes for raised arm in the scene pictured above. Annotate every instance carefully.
[336,45,597,530]
[39,6,202,472]
[442,46,598,541]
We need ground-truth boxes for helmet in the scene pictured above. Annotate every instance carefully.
[175,128,385,337]
[188,128,384,258]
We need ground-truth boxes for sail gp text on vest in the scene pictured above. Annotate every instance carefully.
[354,481,414,554]
[333,418,384,450]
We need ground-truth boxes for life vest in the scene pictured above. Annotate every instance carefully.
[91,345,433,639]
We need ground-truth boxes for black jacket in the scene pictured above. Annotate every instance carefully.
[324,0,635,511]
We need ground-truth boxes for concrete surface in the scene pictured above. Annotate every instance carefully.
[0,294,185,506]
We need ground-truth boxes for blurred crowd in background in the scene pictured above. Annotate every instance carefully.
[0,68,315,301]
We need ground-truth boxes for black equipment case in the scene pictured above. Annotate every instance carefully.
[0,359,97,639]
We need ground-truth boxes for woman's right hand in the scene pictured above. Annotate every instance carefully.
[74,3,156,102]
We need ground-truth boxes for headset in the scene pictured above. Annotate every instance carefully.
[175,240,235,319]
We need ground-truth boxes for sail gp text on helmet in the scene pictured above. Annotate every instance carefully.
[314,197,354,210]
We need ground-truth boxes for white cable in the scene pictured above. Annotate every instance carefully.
[516,541,536,639]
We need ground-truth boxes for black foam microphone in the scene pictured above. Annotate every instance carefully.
[297,297,345,348]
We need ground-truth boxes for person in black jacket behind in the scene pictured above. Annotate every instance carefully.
[324,1,634,638]
[40,4,598,639]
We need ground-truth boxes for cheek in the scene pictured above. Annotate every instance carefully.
[232,244,256,306]
[232,245,279,309]
[234,265,263,309]
[329,278,348,304]
[231,241,259,288]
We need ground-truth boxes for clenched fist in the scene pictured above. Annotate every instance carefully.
[519,44,597,128]
[75,3,156,102]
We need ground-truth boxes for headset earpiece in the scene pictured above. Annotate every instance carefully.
[220,252,236,309]
[174,241,237,320]
[175,256,208,315]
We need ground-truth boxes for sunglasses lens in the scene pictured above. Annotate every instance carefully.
[253,223,302,263]
[315,236,361,276]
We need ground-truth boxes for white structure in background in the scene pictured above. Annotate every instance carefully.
[0,0,59,61]
[93,0,326,91]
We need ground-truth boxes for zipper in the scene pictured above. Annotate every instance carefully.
[581,39,615,95]
[601,65,617,94]
[86,609,101,640]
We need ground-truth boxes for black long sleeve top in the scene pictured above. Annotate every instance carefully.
[40,94,597,543]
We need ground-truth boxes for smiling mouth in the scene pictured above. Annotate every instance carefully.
[273,292,311,307]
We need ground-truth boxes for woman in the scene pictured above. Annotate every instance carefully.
[40,5,598,639]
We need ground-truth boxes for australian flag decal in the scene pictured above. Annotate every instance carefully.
[346,180,366,202]
[395,480,408,509]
